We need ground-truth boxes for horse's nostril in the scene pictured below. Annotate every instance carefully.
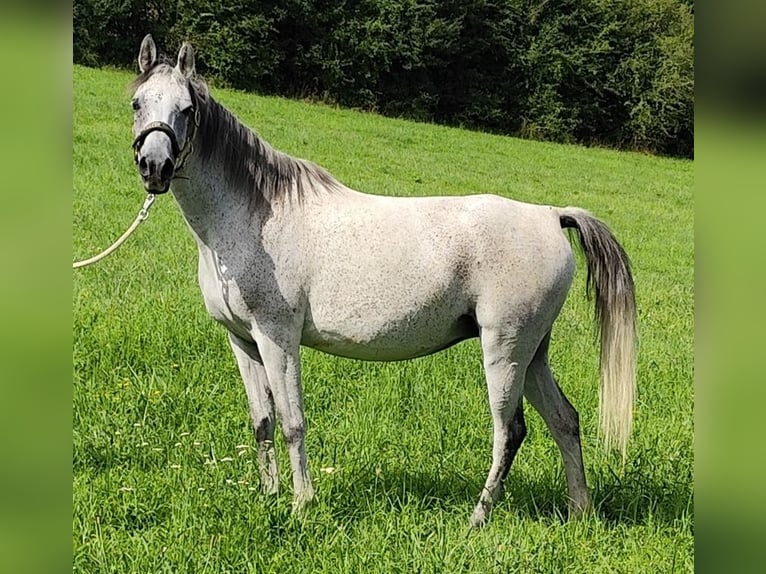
[160,158,174,181]
[138,156,149,176]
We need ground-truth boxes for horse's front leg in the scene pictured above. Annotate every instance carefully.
[253,331,315,512]
[228,333,279,495]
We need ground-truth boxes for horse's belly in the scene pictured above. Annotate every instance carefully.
[301,307,478,361]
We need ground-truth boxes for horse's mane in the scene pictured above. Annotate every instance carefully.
[130,62,344,211]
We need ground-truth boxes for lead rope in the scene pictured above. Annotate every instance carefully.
[72,194,156,269]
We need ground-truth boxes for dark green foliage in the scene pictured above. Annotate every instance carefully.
[73,1,177,68]
[73,0,693,156]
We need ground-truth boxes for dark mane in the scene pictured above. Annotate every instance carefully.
[196,92,344,210]
[130,62,345,211]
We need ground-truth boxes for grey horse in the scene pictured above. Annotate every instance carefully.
[130,35,637,526]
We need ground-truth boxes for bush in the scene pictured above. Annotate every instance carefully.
[73,0,694,157]
[73,1,176,68]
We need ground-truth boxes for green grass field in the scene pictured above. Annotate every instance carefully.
[73,65,693,572]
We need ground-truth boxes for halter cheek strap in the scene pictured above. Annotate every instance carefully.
[175,93,201,173]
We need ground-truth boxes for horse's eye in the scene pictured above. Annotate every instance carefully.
[131,99,140,111]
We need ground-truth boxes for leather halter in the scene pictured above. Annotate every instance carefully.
[132,81,200,173]
[132,121,180,157]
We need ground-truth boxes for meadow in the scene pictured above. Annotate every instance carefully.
[73,65,693,572]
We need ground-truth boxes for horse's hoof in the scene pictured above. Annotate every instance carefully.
[258,474,279,496]
[469,502,491,528]
[291,490,316,515]
[261,484,279,496]
[568,500,593,520]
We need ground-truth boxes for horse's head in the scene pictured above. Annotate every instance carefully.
[131,35,199,194]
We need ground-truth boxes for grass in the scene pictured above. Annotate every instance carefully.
[73,64,693,572]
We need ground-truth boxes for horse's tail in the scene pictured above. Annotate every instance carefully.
[558,207,637,459]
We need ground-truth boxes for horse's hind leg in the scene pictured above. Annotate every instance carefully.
[228,333,279,495]
[470,327,532,527]
[524,333,590,516]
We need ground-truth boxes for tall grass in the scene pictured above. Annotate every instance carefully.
[73,65,693,572]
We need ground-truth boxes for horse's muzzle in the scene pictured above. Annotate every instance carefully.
[133,121,179,194]
[137,155,174,194]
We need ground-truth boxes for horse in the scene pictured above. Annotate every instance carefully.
[129,35,637,526]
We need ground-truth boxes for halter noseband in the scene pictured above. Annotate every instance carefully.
[132,81,201,173]
[132,121,180,157]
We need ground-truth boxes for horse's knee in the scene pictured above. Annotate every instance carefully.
[254,416,274,443]
[281,422,306,445]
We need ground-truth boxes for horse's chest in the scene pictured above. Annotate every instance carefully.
[197,252,254,339]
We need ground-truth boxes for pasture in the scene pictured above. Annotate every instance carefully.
[73,65,693,572]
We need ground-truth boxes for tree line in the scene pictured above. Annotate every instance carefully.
[74,0,693,157]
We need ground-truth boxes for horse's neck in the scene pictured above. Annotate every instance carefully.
[170,157,258,249]
[170,103,272,247]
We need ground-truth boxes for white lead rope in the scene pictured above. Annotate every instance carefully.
[72,194,156,269]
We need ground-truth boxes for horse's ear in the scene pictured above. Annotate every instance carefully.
[176,42,195,78]
[138,34,157,73]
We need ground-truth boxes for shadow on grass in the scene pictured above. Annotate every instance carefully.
[75,443,691,533]
[316,464,478,522]
[507,466,692,527]
[319,461,692,528]
[589,462,694,527]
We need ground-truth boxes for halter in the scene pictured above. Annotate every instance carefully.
[132,121,180,157]
[132,81,201,175]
